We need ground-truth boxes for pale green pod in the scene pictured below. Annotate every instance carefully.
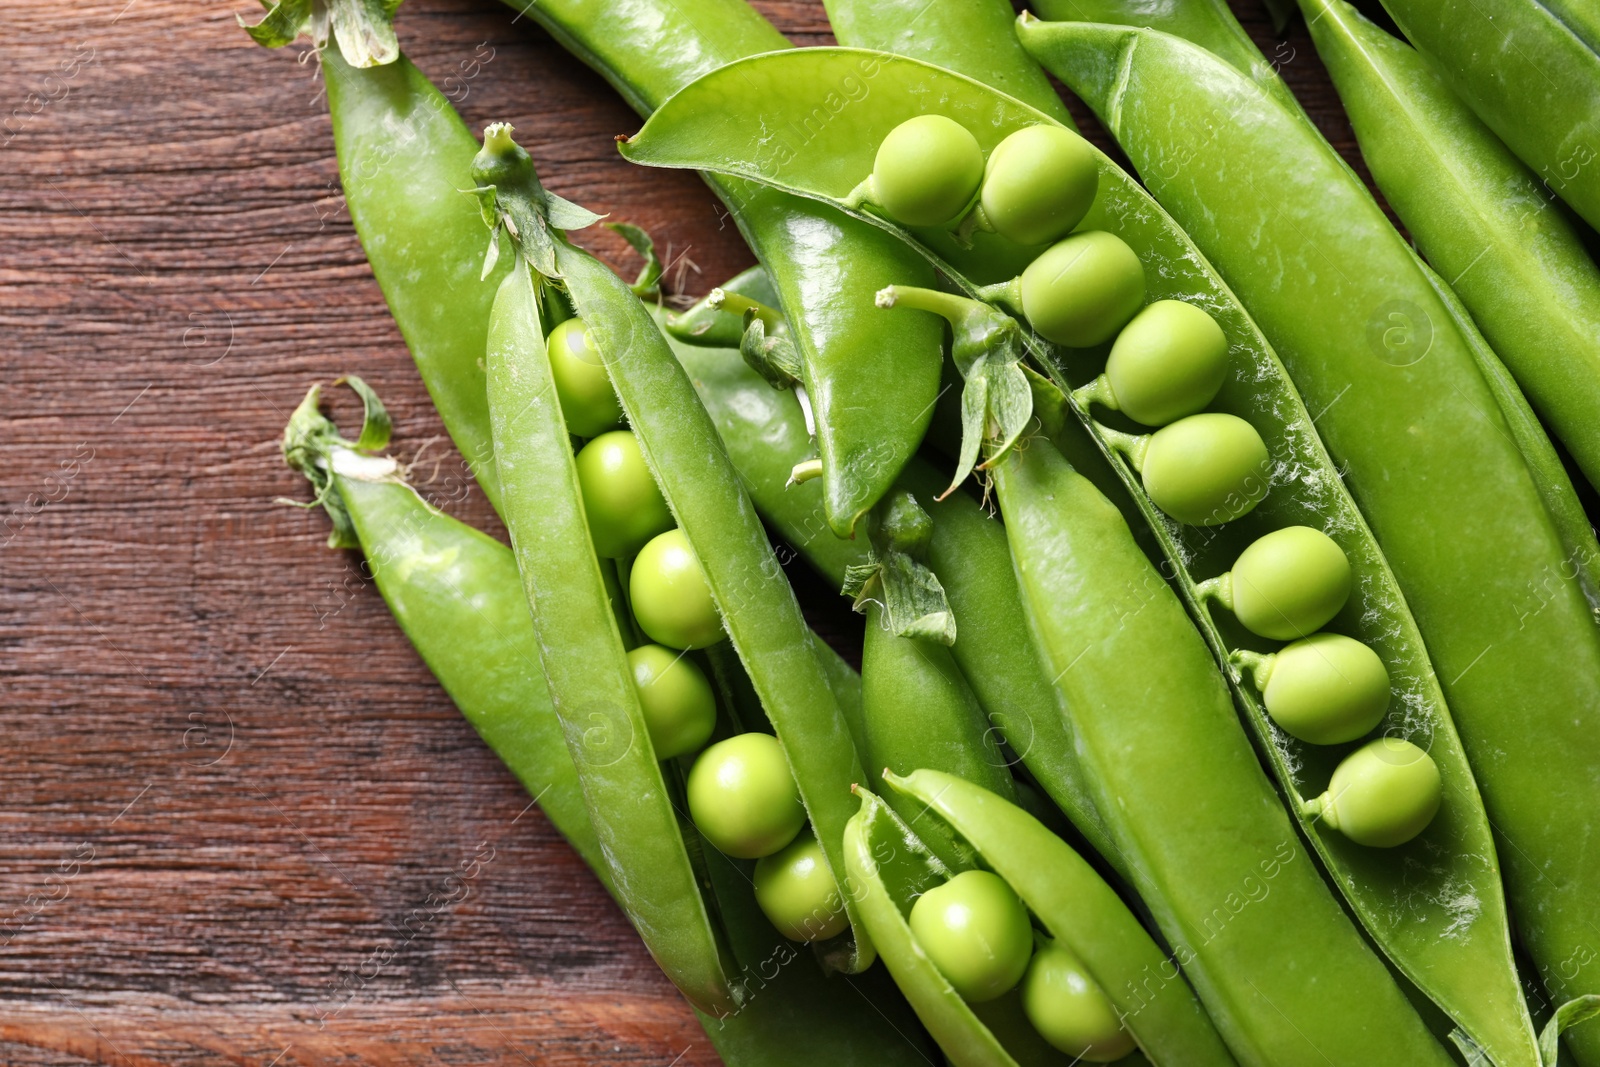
[1202,526,1353,640]
[1236,633,1390,745]
[1306,737,1442,847]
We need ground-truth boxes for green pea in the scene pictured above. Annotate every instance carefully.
[752,830,848,942]
[630,529,723,650]
[686,733,806,859]
[546,317,623,437]
[870,115,985,228]
[907,869,1033,1003]
[1137,413,1270,525]
[1017,230,1146,347]
[978,124,1099,247]
[1238,634,1390,746]
[627,644,716,761]
[1020,939,1136,1062]
[574,430,674,558]
[1306,737,1442,848]
[1102,299,1229,426]
[1225,526,1353,641]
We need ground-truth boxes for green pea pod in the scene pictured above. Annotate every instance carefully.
[667,299,1122,874]
[1022,21,1600,1057]
[505,0,941,537]
[281,383,936,1067]
[620,48,1530,1061]
[485,256,739,1015]
[1378,0,1600,233]
[319,46,505,511]
[1295,0,1600,494]
[860,595,1018,871]
[885,769,1236,1067]
[992,409,1454,1066]
[1029,0,1301,114]
[1542,0,1600,52]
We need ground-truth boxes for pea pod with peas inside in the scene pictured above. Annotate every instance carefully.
[278,379,936,1066]
[843,771,1228,1066]
[497,0,942,537]
[477,125,874,975]
[620,47,1529,1061]
[663,288,1125,876]
[1020,19,1600,1058]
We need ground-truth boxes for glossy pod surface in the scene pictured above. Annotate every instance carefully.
[1299,0,1600,494]
[510,0,942,536]
[485,264,739,1014]
[323,49,505,509]
[670,314,1122,873]
[995,427,1453,1065]
[1379,0,1600,232]
[1024,22,1595,1059]
[624,51,1523,1059]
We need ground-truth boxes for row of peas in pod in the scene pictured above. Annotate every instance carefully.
[862,112,1441,850]
[546,309,851,947]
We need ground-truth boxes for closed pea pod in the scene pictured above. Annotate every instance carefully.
[624,57,1522,1057]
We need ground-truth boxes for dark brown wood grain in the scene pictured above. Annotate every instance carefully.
[0,1,1358,1063]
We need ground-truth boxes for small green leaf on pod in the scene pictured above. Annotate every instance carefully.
[1540,995,1600,1064]
[841,492,957,645]
[738,312,804,390]
[471,123,602,279]
[238,0,312,48]
[334,374,392,451]
[280,378,405,550]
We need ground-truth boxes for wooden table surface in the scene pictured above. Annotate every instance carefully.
[0,1,1372,1062]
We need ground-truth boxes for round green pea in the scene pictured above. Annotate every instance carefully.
[753,830,848,942]
[627,644,716,761]
[1104,299,1229,426]
[630,529,722,650]
[1018,230,1146,347]
[686,733,806,859]
[1020,939,1136,1062]
[979,124,1099,247]
[871,115,985,228]
[1314,737,1442,848]
[574,430,674,559]
[907,869,1033,1003]
[1259,634,1390,745]
[1228,526,1353,640]
[1139,413,1270,526]
[546,317,622,437]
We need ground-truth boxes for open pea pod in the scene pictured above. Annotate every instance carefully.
[501,0,941,537]
[280,382,937,1066]
[1023,21,1600,1061]
[665,288,1124,875]
[475,126,875,972]
[878,769,1234,1066]
[620,46,1530,1062]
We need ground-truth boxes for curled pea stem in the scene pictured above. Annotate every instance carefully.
[788,458,823,486]
[1230,648,1276,690]
[1071,374,1121,415]
[1096,424,1151,472]
[708,287,785,333]
[1193,572,1235,612]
